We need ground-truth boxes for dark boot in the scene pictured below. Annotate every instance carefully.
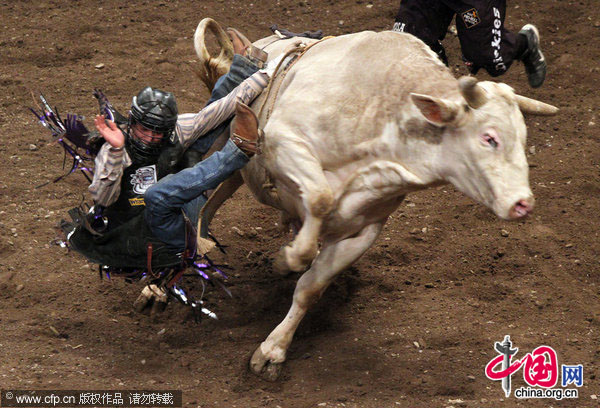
[519,24,547,88]
[230,102,261,157]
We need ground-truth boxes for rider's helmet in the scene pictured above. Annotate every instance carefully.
[126,86,178,163]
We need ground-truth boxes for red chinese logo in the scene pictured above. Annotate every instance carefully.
[486,345,558,388]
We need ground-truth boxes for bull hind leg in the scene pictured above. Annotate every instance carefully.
[270,145,335,273]
[250,222,384,381]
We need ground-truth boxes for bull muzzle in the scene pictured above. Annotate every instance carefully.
[508,197,535,219]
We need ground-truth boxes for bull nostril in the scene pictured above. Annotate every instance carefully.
[520,199,532,211]
[512,199,533,218]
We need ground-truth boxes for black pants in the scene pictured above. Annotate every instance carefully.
[393,0,519,76]
[69,212,181,269]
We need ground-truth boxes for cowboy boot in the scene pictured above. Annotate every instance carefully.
[231,102,261,157]
[226,27,268,68]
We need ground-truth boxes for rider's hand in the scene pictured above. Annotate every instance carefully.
[94,114,125,149]
[261,54,286,78]
[260,40,305,78]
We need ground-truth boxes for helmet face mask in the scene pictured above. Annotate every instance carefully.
[126,86,178,164]
[130,122,166,146]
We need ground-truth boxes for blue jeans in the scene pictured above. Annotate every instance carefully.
[144,55,259,251]
[144,139,248,251]
[189,54,260,155]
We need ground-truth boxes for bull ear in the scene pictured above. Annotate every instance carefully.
[514,95,559,116]
[410,93,464,127]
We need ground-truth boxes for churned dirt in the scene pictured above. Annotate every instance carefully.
[1,0,599,407]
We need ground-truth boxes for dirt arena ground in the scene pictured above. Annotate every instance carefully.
[1,0,599,407]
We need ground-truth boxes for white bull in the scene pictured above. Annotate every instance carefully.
[194,19,558,380]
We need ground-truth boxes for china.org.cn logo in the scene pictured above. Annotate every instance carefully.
[485,335,583,400]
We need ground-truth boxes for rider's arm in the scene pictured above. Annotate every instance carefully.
[176,71,269,148]
[88,143,131,206]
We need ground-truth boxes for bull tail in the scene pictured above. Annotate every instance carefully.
[193,18,234,92]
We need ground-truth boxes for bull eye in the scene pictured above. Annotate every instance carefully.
[481,132,499,149]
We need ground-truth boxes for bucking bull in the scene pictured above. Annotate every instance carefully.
[193,18,558,380]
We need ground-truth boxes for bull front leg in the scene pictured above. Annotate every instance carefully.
[268,142,335,274]
[250,221,384,381]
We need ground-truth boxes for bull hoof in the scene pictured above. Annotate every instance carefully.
[150,299,168,321]
[133,284,168,317]
[250,346,283,381]
[133,292,151,313]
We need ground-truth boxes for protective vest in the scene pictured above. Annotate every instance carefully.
[103,141,183,230]
[67,143,185,268]
[104,162,160,230]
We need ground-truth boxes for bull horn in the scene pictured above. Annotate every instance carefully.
[514,94,559,116]
[194,18,235,92]
[458,76,488,109]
